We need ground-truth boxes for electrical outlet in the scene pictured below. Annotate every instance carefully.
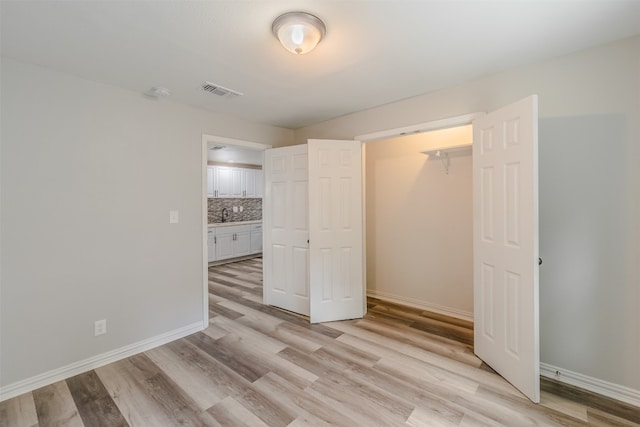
[169,210,179,224]
[233,206,238,213]
[94,319,107,336]
[239,206,244,212]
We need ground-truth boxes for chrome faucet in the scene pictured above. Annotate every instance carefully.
[221,207,229,223]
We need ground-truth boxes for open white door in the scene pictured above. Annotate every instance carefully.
[263,145,310,316]
[473,95,540,403]
[308,139,364,323]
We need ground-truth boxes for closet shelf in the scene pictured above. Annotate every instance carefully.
[420,142,472,157]
[421,142,472,174]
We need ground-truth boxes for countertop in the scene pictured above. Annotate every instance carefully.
[208,220,262,228]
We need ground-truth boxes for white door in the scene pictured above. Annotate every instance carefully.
[473,95,539,403]
[263,145,310,316]
[308,139,364,323]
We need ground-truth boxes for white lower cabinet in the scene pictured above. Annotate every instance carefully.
[250,224,262,253]
[215,229,235,260]
[234,229,251,257]
[207,230,216,262]
[209,223,262,262]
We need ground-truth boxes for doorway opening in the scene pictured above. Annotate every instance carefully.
[201,134,271,326]
[363,124,474,321]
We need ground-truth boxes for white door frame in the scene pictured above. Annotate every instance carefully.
[201,134,271,328]
[355,113,484,142]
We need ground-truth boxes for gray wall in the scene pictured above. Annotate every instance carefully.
[295,36,640,391]
[0,58,292,387]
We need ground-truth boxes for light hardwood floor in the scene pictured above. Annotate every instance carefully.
[1,258,638,426]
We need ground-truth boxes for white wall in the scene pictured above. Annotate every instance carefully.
[365,126,473,319]
[296,36,640,393]
[0,58,292,390]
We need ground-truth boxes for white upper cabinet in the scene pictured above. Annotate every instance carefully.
[230,167,244,197]
[207,167,215,198]
[215,166,233,198]
[255,170,264,198]
[243,169,261,197]
[208,165,263,198]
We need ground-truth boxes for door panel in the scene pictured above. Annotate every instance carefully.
[263,145,310,316]
[308,139,364,323]
[473,95,539,403]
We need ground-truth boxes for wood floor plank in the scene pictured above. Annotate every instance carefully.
[32,381,84,427]
[370,303,474,346]
[230,309,323,353]
[209,271,263,287]
[96,354,217,426]
[207,396,268,427]
[65,370,128,427]
[542,376,640,424]
[209,301,246,319]
[342,361,467,425]
[209,314,288,354]
[163,338,260,400]
[4,258,637,427]
[232,383,296,427]
[540,389,589,422]
[354,317,479,366]
[405,405,462,427]
[208,275,262,295]
[474,383,590,426]
[587,407,640,427]
[185,332,270,382]
[214,332,319,389]
[96,361,177,426]
[332,320,486,388]
[0,392,39,427]
[307,369,413,426]
[144,343,227,410]
[369,297,473,329]
[253,372,359,427]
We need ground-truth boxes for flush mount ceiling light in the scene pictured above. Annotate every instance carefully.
[272,12,326,55]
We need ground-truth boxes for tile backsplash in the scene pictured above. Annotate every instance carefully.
[208,198,262,223]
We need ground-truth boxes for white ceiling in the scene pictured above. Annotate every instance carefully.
[207,143,264,166]
[2,1,640,130]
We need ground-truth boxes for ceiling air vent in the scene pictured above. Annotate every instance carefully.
[200,81,243,98]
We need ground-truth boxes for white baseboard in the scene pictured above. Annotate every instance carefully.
[367,290,473,322]
[0,321,204,402]
[540,363,640,407]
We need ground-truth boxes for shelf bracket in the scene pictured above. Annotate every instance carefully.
[436,150,450,174]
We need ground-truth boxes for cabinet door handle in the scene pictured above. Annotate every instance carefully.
[214,236,216,244]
